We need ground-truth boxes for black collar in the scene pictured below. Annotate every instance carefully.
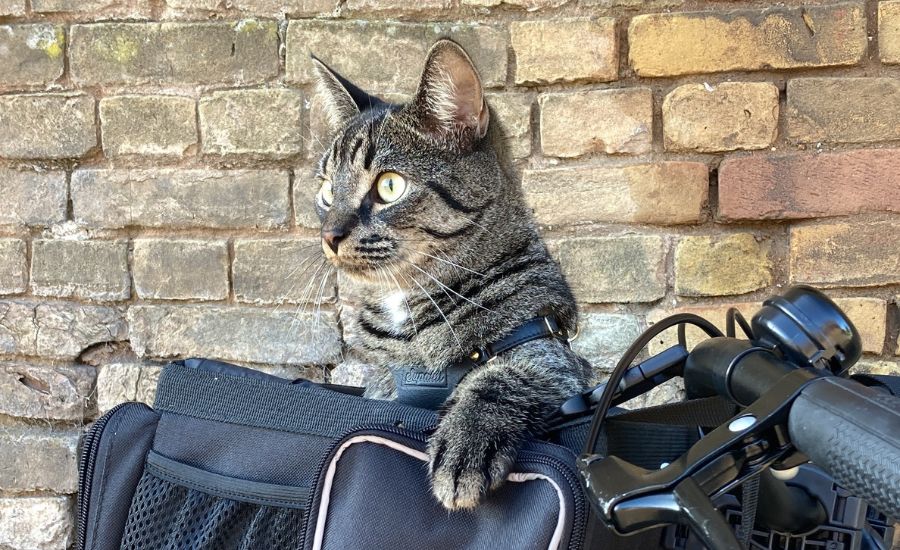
[393,316,570,410]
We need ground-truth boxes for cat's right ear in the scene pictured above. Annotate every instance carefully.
[310,55,382,131]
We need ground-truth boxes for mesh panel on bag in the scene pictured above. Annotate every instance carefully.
[120,470,305,550]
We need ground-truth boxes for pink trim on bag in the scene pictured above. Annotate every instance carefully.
[311,435,567,550]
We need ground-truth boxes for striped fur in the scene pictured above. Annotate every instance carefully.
[310,40,591,510]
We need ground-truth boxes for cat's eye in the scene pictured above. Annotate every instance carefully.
[318,180,334,208]
[375,172,407,204]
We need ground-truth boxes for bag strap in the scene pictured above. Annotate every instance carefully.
[850,373,900,396]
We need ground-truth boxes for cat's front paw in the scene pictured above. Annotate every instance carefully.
[427,412,521,510]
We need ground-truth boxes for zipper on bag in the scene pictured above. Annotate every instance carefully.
[302,423,587,550]
[75,402,143,550]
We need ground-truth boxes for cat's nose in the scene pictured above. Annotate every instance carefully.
[322,229,345,254]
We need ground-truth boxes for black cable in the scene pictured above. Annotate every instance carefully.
[726,307,754,340]
[583,314,724,456]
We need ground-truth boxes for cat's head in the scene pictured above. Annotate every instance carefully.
[310,39,515,284]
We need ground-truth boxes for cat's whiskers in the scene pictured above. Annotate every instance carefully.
[402,259,505,319]
[407,249,486,278]
[273,249,326,312]
[407,272,462,351]
[386,263,418,335]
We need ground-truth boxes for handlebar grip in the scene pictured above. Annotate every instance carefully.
[788,376,900,518]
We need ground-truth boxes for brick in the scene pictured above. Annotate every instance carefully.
[0,239,26,295]
[0,0,26,15]
[287,21,507,90]
[647,301,761,354]
[70,22,278,86]
[133,239,228,300]
[0,25,65,87]
[0,94,96,159]
[570,313,643,373]
[511,18,618,85]
[539,89,652,157]
[881,1,900,63]
[675,233,772,297]
[129,305,342,365]
[0,429,79,493]
[629,3,867,77]
[855,359,900,376]
[32,0,138,11]
[227,0,334,16]
[166,0,221,8]
[200,89,304,157]
[487,93,532,160]
[100,95,197,157]
[31,240,130,301]
[552,236,666,303]
[0,301,127,359]
[831,298,887,355]
[719,149,900,221]
[72,169,290,229]
[344,0,451,17]
[0,497,73,550]
[522,163,708,226]
[234,239,336,305]
[96,363,162,413]
[787,78,900,144]
[0,170,67,227]
[790,221,900,287]
[0,363,95,420]
[663,82,779,152]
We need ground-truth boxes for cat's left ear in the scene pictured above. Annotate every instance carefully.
[408,39,489,150]
[311,54,385,131]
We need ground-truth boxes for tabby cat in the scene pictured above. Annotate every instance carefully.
[310,39,591,510]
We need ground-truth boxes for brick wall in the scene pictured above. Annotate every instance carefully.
[1,1,899,546]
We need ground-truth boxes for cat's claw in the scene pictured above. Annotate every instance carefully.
[427,419,519,510]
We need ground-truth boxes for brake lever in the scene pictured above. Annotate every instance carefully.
[578,368,825,546]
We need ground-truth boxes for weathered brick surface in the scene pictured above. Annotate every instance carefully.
[287,21,507,90]
[511,18,618,85]
[128,305,342,365]
[522,163,708,226]
[0,363,95,420]
[539,89,653,157]
[0,430,79,493]
[0,0,26,15]
[31,0,140,12]
[165,0,221,8]
[227,0,334,16]
[787,78,900,144]
[552,236,667,303]
[0,497,73,550]
[718,149,900,221]
[790,221,900,287]
[0,94,96,159]
[0,170,67,227]
[629,3,867,77]
[570,313,643,374]
[233,239,336,305]
[0,239,26,295]
[95,363,162,413]
[832,298,887,354]
[663,82,779,152]
[881,1,900,64]
[675,234,772,297]
[344,0,451,16]
[200,89,304,157]
[133,239,228,300]
[70,22,279,85]
[0,300,128,359]
[488,93,533,160]
[0,25,65,87]
[293,169,322,229]
[100,95,197,157]
[31,240,131,301]
[72,169,290,229]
